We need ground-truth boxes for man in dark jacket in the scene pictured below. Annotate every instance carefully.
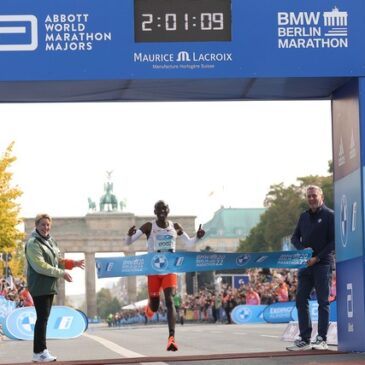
[286,185,335,351]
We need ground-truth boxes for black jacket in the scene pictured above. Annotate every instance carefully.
[291,204,335,269]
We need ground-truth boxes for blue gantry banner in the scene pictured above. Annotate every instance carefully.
[0,0,364,81]
[95,249,312,279]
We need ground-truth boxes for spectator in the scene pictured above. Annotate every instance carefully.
[25,213,85,362]
[245,286,261,305]
[286,185,335,352]
[222,289,236,324]
[275,282,289,302]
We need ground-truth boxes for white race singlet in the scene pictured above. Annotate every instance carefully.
[147,220,177,252]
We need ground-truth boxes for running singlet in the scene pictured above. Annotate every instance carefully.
[147,220,177,252]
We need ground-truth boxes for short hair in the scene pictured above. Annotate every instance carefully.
[306,185,323,196]
[35,213,52,226]
[154,200,169,210]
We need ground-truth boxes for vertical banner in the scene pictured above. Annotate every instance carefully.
[332,78,365,351]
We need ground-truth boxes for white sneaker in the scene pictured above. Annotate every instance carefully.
[312,336,328,350]
[32,349,57,362]
[286,339,311,351]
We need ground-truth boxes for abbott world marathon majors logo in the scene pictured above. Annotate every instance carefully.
[133,50,233,70]
[0,13,112,52]
[277,6,348,49]
[0,15,38,51]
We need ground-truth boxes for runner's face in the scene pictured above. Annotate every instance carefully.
[36,218,51,237]
[154,203,169,220]
[306,188,323,211]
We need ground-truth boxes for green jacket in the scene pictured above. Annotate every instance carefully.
[25,230,65,297]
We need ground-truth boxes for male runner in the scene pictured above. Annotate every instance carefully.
[126,200,205,351]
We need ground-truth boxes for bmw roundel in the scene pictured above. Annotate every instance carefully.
[152,254,168,272]
[236,254,250,266]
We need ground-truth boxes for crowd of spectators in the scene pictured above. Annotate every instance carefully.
[107,268,337,327]
[0,276,34,339]
[0,276,34,307]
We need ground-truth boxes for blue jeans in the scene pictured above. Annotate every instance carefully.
[296,265,332,342]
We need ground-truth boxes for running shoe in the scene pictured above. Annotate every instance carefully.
[286,339,311,351]
[166,336,178,351]
[144,304,154,319]
[312,336,328,350]
[32,349,57,362]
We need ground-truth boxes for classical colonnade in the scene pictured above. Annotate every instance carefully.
[23,213,196,317]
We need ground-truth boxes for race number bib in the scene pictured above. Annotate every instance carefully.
[154,234,174,251]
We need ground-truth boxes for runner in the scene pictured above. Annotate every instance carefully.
[126,200,205,351]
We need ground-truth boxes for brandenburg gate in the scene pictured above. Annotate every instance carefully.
[23,176,196,317]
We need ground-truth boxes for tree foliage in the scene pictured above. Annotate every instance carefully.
[96,288,121,319]
[237,168,333,253]
[0,142,25,277]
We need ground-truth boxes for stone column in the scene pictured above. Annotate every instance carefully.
[56,278,65,305]
[55,250,66,305]
[85,251,97,318]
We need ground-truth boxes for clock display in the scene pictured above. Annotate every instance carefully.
[134,0,231,42]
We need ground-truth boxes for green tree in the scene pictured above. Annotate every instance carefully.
[96,288,121,319]
[237,172,333,253]
[0,142,24,277]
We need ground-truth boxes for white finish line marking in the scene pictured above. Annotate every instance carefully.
[83,332,168,365]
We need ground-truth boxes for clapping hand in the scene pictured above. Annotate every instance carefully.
[75,259,85,270]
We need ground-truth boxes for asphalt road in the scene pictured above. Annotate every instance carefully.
[0,322,294,363]
[5,322,364,365]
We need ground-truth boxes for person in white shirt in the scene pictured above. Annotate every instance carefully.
[126,200,205,351]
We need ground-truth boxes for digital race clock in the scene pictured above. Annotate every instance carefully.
[134,0,231,42]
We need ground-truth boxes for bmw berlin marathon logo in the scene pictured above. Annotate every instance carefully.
[152,254,169,272]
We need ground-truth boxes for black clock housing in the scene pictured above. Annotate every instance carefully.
[134,0,231,42]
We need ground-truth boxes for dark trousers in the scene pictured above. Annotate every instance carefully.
[296,265,332,342]
[33,294,54,354]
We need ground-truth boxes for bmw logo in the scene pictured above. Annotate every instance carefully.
[17,311,36,336]
[236,254,250,266]
[231,305,253,324]
[239,307,252,321]
[152,254,168,272]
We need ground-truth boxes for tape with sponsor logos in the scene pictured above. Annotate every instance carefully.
[96,249,312,279]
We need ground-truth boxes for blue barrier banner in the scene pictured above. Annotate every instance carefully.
[0,295,16,325]
[96,249,312,278]
[231,305,267,324]
[263,301,296,323]
[291,300,319,322]
[3,306,87,340]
